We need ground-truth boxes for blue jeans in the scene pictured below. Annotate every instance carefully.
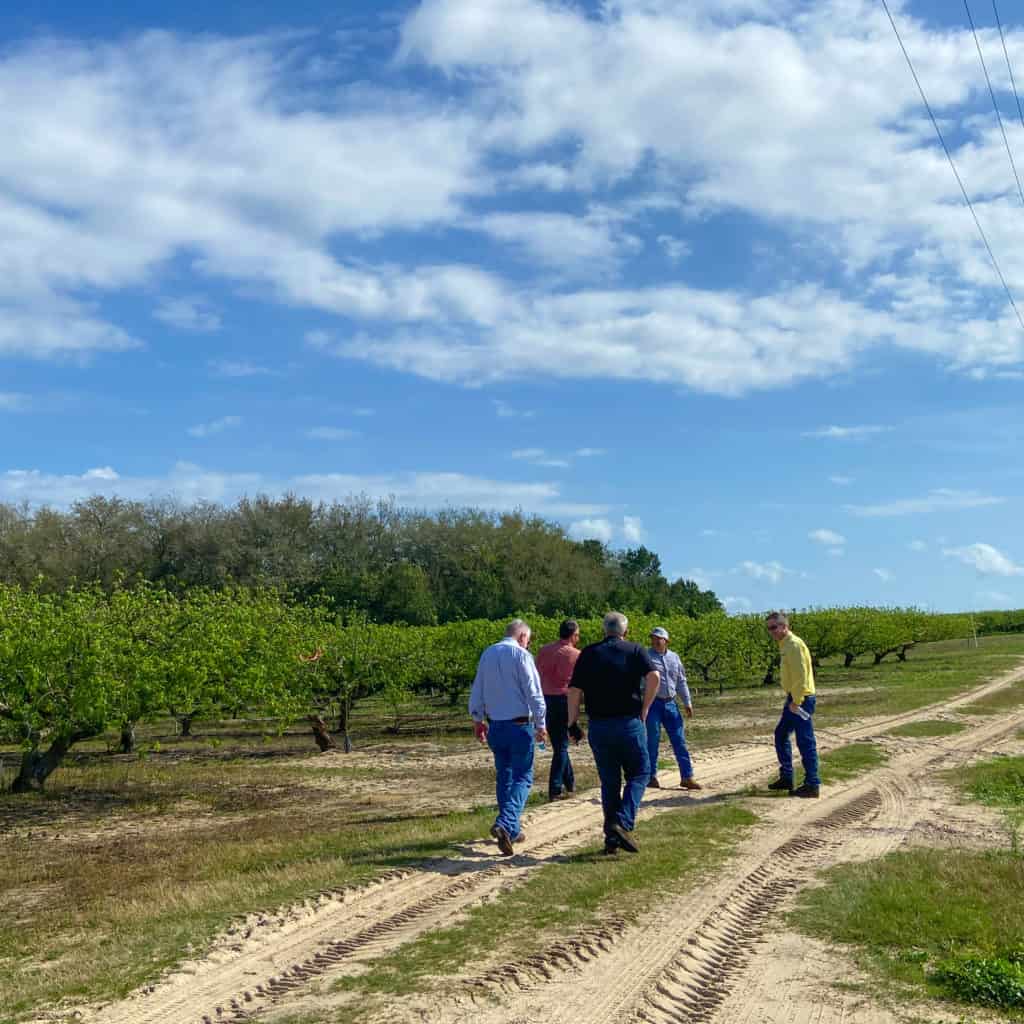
[544,694,575,797]
[774,695,819,786]
[645,698,693,781]
[487,719,535,836]
[588,716,650,837]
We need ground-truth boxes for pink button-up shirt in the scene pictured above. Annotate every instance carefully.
[535,639,581,697]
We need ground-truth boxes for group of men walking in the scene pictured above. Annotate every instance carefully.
[468,610,819,856]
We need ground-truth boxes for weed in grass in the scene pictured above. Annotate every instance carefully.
[930,950,1024,1010]
[331,804,757,1001]
[792,848,1024,1015]
[952,755,1024,854]
[888,720,967,738]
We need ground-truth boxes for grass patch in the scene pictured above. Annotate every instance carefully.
[0,784,528,1021]
[792,848,1024,1016]
[329,803,757,1010]
[887,719,967,738]
[960,679,1024,716]
[819,742,888,782]
[2,635,1022,1022]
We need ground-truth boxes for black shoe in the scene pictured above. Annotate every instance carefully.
[767,777,794,792]
[610,823,640,853]
[490,824,515,855]
[549,791,568,802]
[647,775,662,789]
[602,841,620,856]
[790,783,820,798]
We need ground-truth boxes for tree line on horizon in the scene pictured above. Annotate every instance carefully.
[0,495,723,624]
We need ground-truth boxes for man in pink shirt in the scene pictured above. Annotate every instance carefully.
[535,619,582,800]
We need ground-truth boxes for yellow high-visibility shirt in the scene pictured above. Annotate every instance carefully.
[779,631,815,704]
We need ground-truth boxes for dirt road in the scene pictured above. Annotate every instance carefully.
[86,664,1024,1024]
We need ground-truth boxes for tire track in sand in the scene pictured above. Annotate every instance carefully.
[88,663,1024,1024]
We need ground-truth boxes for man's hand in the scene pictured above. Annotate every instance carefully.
[788,701,799,715]
[473,721,488,744]
[684,705,694,719]
[568,721,585,744]
[534,727,549,744]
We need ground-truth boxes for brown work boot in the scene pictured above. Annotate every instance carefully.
[680,777,703,790]
[789,783,820,798]
[647,775,662,789]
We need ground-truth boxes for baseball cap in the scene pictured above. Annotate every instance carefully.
[650,627,669,639]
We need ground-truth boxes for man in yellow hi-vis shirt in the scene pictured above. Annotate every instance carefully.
[765,611,820,798]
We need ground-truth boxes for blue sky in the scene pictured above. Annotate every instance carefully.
[2,0,1024,614]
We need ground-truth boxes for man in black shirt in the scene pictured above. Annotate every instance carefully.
[568,611,660,854]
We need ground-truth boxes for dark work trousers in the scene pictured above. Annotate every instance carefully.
[544,694,575,797]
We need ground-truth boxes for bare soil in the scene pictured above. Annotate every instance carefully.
[39,662,1023,1024]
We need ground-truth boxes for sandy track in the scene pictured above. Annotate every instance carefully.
[85,665,1024,1024]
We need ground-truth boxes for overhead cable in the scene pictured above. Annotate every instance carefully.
[964,0,1024,206]
[880,0,1024,332]
[991,0,1024,132]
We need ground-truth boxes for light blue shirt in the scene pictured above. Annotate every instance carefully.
[647,648,692,706]
[468,637,546,726]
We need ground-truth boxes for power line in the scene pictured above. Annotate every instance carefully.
[879,0,1024,332]
[964,0,1024,206]
[991,0,1024,133]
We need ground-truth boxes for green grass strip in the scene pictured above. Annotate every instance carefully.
[332,803,756,1005]
[819,742,888,782]
[887,719,967,738]
[960,679,1024,716]
[792,847,1024,1016]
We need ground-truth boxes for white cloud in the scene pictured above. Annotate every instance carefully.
[909,539,927,551]
[511,448,570,468]
[809,528,845,546]
[829,474,854,486]
[187,415,241,438]
[575,447,606,457]
[684,567,715,590]
[154,297,221,332]
[803,425,891,441]
[873,568,893,582]
[305,427,358,441]
[0,392,29,412]
[657,234,691,263]
[622,516,643,543]
[476,208,634,276]
[3,7,1024,391]
[847,489,1005,517]
[977,590,1014,607]
[827,547,844,558]
[723,595,753,614]
[0,462,608,517]
[493,399,536,419]
[738,559,788,584]
[943,542,1024,577]
[569,517,614,543]
[209,359,275,377]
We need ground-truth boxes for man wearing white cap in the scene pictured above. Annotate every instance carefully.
[646,627,701,791]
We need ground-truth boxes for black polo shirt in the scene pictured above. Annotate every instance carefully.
[569,637,656,719]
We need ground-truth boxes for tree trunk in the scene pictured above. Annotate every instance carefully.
[897,643,915,662]
[11,734,81,793]
[310,716,337,752]
[843,653,856,668]
[119,723,135,754]
[179,714,194,737]
[337,697,353,752]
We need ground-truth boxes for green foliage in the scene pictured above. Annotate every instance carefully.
[930,952,1024,1009]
